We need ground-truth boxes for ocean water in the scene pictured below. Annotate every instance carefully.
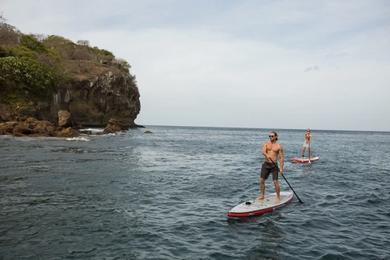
[0,126,389,259]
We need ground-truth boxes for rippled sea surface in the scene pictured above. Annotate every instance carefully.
[1,126,390,259]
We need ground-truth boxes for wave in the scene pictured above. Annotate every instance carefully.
[65,137,90,142]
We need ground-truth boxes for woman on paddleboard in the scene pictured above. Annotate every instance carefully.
[301,128,311,158]
[259,131,284,201]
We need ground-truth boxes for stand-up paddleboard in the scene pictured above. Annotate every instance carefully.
[291,156,319,164]
[227,191,293,218]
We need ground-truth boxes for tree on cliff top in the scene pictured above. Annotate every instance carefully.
[0,14,20,46]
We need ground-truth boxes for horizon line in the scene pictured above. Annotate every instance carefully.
[139,124,390,133]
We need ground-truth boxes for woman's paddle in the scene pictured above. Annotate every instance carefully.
[270,158,304,204]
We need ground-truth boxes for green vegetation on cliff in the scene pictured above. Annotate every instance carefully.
[0,16,131,106]
[0,56,56,102]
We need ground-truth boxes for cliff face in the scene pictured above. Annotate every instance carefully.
[52,71,140,127]
[0,19,141,129]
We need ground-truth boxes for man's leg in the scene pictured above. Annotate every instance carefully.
[259,163,268,200]
[258,177,265,200]
[301,146,306,157]
[273,180,281,201]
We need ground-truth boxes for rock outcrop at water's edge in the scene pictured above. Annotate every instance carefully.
[0,17,141,137]
[0,116,79,137]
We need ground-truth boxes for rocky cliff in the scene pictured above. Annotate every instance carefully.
[51,66,140,128]
[0,17,140,136]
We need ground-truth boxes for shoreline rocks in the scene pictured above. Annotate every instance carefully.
[0,116,79,137]
[0,111,143,137]
[58,110,72,128]
[103,118,130,134]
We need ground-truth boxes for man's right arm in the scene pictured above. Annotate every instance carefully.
[262,143,268,160]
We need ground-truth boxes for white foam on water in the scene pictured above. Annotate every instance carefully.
[79,128,104,134]
[65,137,90,142]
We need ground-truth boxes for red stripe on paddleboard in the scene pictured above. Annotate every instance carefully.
[227,195,293,218]
[227,207,274,218]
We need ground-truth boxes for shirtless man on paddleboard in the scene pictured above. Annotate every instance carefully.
[258,131,284,201]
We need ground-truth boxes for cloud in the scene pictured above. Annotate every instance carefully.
[304,66,319,72]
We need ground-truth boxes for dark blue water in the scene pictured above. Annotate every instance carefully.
[1,126,389,259]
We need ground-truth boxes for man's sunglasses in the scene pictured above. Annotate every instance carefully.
[269,135,275,138]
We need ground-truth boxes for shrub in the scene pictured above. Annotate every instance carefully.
[9,45,38,59]
[0,46,9,57]
[0,18,20,46]
[114,58,130,71]
[20,34,47,53]
[93,47,114,57]
[0,56,57,101]
[43,35,74,46]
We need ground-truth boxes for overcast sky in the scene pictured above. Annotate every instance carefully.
[1,0,390,131]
